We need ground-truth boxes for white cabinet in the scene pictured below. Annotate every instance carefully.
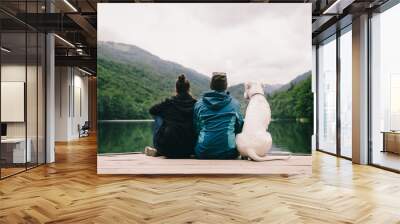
[1,138,32,163]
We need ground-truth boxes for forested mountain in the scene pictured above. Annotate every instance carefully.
[228,71,313,119]
[98,41,313,120]
[98,41,210,94]
[267,74,313,120]
[98,41,210,120]
[271,71,311,94]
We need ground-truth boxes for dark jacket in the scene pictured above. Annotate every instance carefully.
[149,93,197,158]
[193,91,244,159]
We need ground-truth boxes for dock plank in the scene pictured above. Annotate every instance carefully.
[97,154,312,175]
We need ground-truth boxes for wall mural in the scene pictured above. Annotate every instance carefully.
[97,3,312,174]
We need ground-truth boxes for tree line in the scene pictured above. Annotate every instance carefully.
[98,57,313,121]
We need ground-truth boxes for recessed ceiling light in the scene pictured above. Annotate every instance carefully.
[323,0,355,15]
[1,47,11,53]
[78,67,93,76]
[54,34,75,48]
[63,0,78,12]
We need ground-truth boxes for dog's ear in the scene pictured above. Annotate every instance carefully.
[260,83,266,94]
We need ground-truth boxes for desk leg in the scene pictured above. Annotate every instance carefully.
[382,133,386,153]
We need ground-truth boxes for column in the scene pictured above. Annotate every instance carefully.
[352,14,369,164]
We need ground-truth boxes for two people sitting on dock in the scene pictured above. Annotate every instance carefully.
[145,72,244,159]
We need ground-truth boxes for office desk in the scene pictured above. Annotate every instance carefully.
[1,138,31,163]
[382,131,400,155]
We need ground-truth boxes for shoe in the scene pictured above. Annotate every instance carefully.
[144,146,159,157]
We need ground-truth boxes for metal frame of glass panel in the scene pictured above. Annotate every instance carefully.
[0,0,47,180]
[316,0,400,173]
[368,0,400,173]
[316,24,353,161]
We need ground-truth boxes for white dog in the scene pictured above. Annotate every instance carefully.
[236,82,291,161]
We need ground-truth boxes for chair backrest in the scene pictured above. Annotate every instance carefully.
[82,121,90,129]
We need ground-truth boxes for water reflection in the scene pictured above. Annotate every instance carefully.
[98,120,312,155]
[269,120,312,154]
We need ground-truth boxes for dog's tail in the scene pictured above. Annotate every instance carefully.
[247,149,291,162]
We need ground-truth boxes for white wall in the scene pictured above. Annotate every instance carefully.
[0,65,40,138]
[1,65,26,139]
[55,66,70,141]
[55,67,89,141]
[71,72,89,138]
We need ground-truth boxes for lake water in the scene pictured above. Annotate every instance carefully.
[98,120,312,155]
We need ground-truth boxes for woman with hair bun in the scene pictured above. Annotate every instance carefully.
[145,74,197,158]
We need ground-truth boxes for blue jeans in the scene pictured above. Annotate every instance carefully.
[152,116,195,158]
[153,116,163,149]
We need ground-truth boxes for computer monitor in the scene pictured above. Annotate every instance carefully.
[1,123,7,137]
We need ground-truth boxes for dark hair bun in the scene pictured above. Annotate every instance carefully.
[176,74,190,95]
[178,74,186,82]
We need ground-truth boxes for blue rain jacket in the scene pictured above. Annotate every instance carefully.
[193,91,244,159]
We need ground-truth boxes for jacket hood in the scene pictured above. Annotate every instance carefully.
[202,91,232,110]
[171,94,196,114]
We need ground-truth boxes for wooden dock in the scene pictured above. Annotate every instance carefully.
[97,153,312,175]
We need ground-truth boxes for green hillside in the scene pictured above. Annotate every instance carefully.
[98,42,210,120]
[268,76,313,120]
[228,74,313,120]
[98,41,210,92]
[98,58,210,120]
[98,41,312,121]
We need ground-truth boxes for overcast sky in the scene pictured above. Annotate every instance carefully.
[98,3,311,86]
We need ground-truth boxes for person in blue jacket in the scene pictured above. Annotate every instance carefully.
[193,72,244,159]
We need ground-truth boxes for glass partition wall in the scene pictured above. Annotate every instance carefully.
[0,31,27,177]
[339,27,352,159]
[317,26,353,159]
[316,0,400,172]
[370,3,400,171]
[0,4,46,179]
[317,35,337,155]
